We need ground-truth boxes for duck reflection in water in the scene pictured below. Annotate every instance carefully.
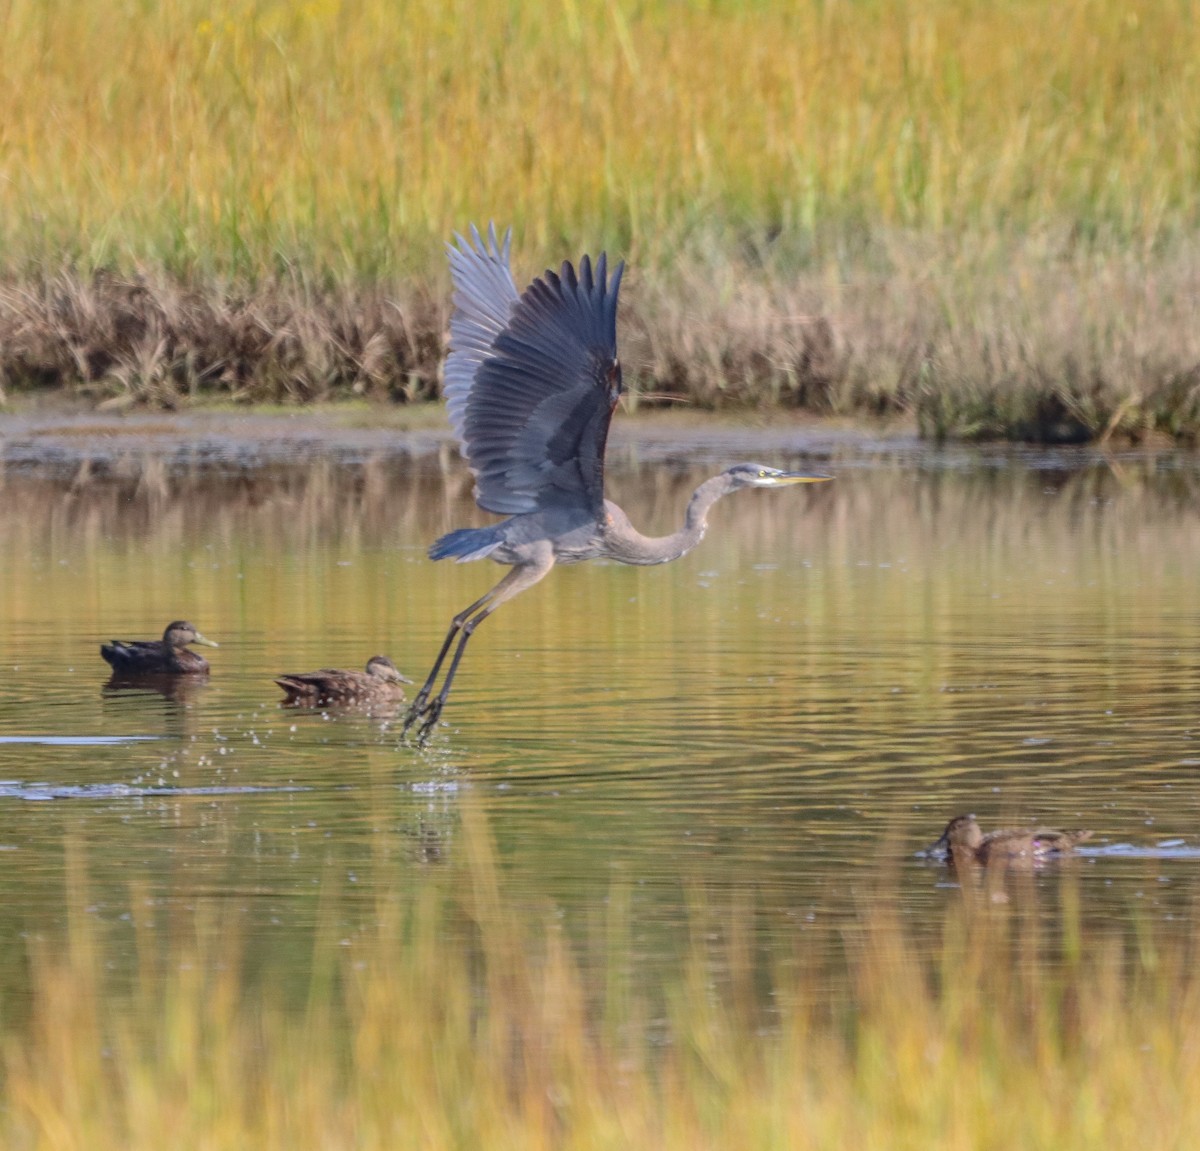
[275,655,412,712]
[931,814,1092,869]
[102,673,210,707]
[100,621,218,676]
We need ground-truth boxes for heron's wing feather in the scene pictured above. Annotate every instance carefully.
[445,226,624,516]
[444,224,521,456]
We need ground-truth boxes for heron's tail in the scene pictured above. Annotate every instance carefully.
[429,526,503,563]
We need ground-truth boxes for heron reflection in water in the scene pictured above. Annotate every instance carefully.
[403,225,832,742]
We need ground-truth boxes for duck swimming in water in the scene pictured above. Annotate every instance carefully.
[275,655,412,708]
[100,621,218,675]
[931,814,1092,867]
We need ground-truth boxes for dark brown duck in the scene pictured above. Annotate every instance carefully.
[275,655,412,707]
[932,814,1092,866]
[100,621,218,675]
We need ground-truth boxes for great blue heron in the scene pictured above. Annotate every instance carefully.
[403,225,831,741]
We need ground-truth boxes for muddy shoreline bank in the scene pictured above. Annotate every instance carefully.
[4,401,1192,496]
[0,402,895,477]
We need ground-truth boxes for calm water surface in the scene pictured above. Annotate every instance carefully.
[1,417,1199,1008]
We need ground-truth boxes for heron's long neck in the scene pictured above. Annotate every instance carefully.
[603,474,731,565]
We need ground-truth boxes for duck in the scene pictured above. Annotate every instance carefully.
[275,655,412,708]
[100,621,218,675]
[931,814,1092,867]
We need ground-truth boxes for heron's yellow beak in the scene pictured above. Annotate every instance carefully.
[772,472,834,485]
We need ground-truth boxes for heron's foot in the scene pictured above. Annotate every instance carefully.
[415,698,445,746]
[401,690,432,737]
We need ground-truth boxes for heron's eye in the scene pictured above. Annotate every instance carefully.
[758,469,768,478]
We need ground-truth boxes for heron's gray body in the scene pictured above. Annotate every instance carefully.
[403,225,831,741]
[431,489,723,569]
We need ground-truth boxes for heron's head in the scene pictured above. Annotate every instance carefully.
[163,621,218,649]
[723,463,833,490]
[366,655,413,684]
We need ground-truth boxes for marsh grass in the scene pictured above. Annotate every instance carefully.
[6,814,1200,1150]
[1,0,1198,436]
[0,0,1195,268]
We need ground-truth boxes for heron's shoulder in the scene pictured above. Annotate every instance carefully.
[601,499,633,529]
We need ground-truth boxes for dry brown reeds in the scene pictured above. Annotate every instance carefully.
[3,231,1200,441]
[624,230,1200,441]
[0,270,445,409]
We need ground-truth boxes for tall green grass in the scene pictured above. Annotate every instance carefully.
[0,0,1195,277]
[5,812,1200,1149]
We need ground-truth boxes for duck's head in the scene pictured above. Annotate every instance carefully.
[931,814,984,854]
[366,655,412,684]
[163,621,218,649]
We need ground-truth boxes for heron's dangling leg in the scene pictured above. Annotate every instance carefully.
[404,554,555,742]
[411,604,494,743]
[402,586,499,735]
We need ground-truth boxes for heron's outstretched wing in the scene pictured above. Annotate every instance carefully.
[444,225,624,517]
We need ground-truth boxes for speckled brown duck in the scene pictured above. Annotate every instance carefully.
[101,621,218,675]
[275,655,412,707]
[932,814,1092,867]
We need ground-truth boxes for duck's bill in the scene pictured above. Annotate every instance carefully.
[193,634,219,648]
